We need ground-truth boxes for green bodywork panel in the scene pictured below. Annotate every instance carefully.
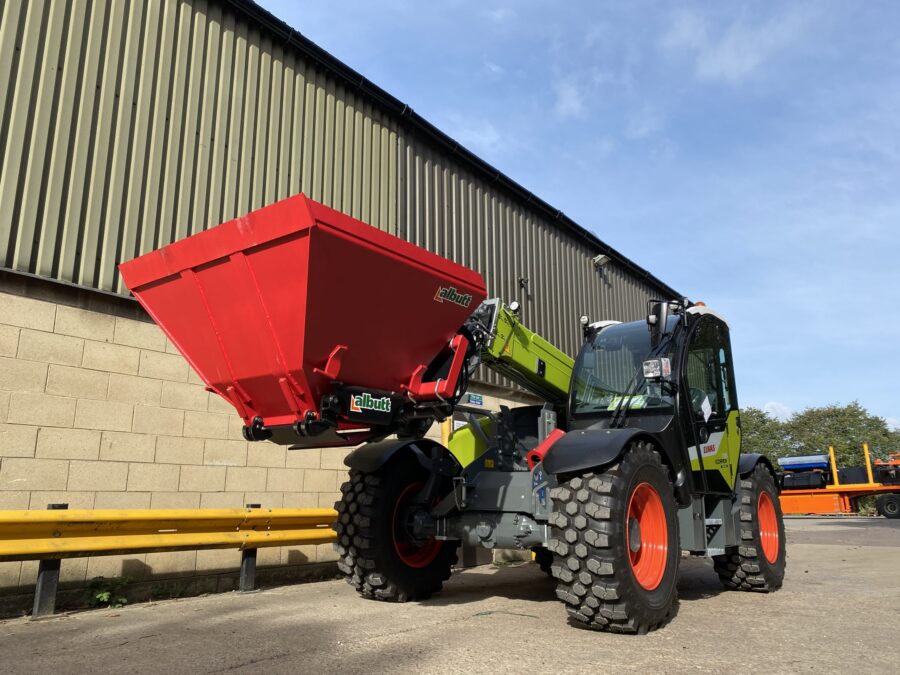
[719,410,742,489]
[481,304,574,404]
[447,303,574,468]
[448,417,495,467]
[689,409,742,491]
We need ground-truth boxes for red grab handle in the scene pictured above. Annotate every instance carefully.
[527,428,566,469]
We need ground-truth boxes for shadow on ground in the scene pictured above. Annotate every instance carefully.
[425,555,724,610]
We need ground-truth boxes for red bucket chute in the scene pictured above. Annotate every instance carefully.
[119,195,486,446]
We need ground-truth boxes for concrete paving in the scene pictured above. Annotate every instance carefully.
[0,517,898,674]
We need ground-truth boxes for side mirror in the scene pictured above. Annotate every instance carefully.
[647,301,670,347]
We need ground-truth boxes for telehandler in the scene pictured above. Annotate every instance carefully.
[120,193,785,634]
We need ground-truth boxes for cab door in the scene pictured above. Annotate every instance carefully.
[681,314,741,494]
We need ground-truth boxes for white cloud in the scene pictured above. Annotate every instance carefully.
[661,6,820,84]
[661,10,708,52]
[444,117,503,156]
[583,23,612,50]
[483,60,504,76]
[763,401,793,421]
[886,417,900,432]
[481,7,514,23]
[593,137,615,159]
[625,104,664,139]
[591,66,634,91]
[554,79,587,118]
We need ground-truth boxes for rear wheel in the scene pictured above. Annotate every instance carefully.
[876,494,900,519]
[713,463,785,591]
[547,441,679,634]
[333,457,457,601]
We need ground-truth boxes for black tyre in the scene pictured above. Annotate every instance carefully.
[876,494,900,519]
[547,441,680,634]
[713,463,785,591]
[333,457,457,601]
[533,546,553,575]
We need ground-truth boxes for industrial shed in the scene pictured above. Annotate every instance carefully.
[0,0,676,600]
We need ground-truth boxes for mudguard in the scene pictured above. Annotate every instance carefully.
[542,427,650,476]
[738,452,777,482]
[344,438,460,474]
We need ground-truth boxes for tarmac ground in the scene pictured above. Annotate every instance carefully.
[1,516,898,674]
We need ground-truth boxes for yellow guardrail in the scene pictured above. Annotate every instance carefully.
[0,507,337,563]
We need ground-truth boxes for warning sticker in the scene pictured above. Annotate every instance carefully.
[701,395,712,422]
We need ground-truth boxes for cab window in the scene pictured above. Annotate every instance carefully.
[685,315,738,420]
[718,348,732,413]
[685,318,721,419]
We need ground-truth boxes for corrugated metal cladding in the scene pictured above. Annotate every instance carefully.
[398,138,660,362]
[0,0,399,295]
[0,0,672,366]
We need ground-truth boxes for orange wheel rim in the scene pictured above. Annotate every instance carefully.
[626,482,668,591]
[392,482,441,568]
[757,491,780,563]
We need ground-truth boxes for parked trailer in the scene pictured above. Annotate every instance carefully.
[779,446,900,518]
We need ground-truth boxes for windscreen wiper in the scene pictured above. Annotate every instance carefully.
[610,342,670,429]
[609,365,644,429]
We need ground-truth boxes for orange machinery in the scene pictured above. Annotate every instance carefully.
[779,445,900,518]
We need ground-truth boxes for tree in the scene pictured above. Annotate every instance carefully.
[737,402,900,470]
[782,401,899,468]
[739,407,789,464]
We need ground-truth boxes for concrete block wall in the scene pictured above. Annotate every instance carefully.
[0,285,346,593]
[0,280,533,597]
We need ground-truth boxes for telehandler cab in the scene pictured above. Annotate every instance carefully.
[120,193,785,634]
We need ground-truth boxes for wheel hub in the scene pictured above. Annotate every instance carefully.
[625,481,668,591]
[757,490,780,564]
[392,482,441,568]
[628,517,642,553]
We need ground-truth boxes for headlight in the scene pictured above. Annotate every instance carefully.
[642,357,671,380]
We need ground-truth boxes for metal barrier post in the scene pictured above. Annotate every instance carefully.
[239,504,261,592]
[32,503,68,619]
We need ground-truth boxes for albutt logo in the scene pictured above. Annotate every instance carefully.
[434,286,473,308]
[349,392,392,414]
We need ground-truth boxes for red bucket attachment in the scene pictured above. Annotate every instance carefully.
[119,195,486,445]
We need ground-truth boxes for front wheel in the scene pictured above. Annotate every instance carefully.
[547,441,680,634]
[713,463,786,591]
[333,457,457,601]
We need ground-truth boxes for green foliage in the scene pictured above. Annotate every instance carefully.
[740,407,790,462]
[86,576,130,609]
[740,402,900,469]
[784,402,898,467]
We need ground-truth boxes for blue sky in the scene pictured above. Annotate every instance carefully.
[259,1,900,428]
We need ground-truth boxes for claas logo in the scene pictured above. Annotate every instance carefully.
[434,286,473,308]
[349,392,392,414]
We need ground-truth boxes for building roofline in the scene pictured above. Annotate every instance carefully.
[222,0,680,299]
